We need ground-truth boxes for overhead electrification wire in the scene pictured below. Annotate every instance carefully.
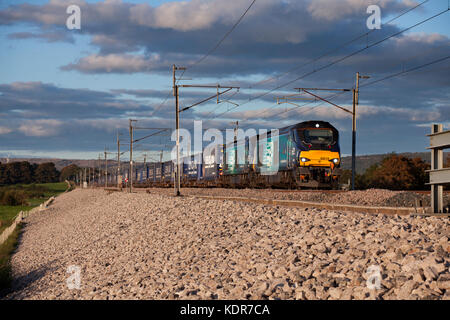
[150,91,173,117]
[189,0,257,70]
[361,54,450,88]
[239,54,450,126]
[210,1,439,121]
[207,6,450,122]
[149,0,257,117]
[248,0,431,89]
[241,91,348,126]
[249,53,450,122]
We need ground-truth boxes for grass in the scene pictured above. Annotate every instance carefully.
[0,182,69,292]
[35,182,68,194]
[0,205,33,234]
[0,182,68,230]
[0,224,21,293]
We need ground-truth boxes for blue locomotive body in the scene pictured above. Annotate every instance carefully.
[143,121,341,189]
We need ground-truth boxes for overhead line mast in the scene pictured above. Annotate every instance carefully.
[172,64,240,196]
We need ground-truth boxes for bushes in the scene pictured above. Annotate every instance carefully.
[342,154,430,190]
[0,185,46,201]
[21,184,47,198]
[368,155,429,190]
[0,190,28,206]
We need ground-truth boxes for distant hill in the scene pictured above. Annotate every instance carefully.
[2,151,448,174]
[0,158,123,171]
[0,157,148,172]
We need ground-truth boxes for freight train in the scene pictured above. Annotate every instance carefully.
[131,121,341,189]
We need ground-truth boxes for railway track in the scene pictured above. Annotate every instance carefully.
[103,187,423,215]
[131,185,449,195]
[191,195,418,215]
[106,185,450,196]
[99,186,450,214]
[270,189,450,195]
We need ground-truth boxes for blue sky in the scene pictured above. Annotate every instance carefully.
[0,0,449,161]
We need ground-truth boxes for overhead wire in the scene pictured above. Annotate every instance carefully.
[207,4,449,122]
[238,54,450,129]
[149,0,257,118]
[247,0,431,89]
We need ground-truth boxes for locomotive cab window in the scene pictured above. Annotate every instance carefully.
[300,129,334,145]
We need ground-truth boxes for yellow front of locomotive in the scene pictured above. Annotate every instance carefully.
[294,121,341,187]
[299,150,341,169]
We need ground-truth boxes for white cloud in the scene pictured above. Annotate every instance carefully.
[130,0,261,32]
[394,32,448,46]
[226,103,443,123]
[307,0,408,21]
[0,126,12,135]
[73,118,128,132]
[18,119,63,137]
[61,53,163,74]
[357,105,442,122]
[415,122,450,129]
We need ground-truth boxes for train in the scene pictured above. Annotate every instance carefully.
[131,121,342,189]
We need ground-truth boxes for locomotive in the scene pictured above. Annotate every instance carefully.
[140,121,341,189]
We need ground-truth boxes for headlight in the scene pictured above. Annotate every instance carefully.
[330,158,340,164]
[300,157,311,163]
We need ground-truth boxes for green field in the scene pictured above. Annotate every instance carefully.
[0,182,68,233]
[0,182,69,293]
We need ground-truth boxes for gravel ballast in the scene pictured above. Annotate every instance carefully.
[4,188,449,300]
[146,187,449,208]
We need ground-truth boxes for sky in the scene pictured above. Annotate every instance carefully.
[0,0,449,161]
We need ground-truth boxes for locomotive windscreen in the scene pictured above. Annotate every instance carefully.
[298,128,335,145]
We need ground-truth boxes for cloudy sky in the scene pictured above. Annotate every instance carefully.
[0,0,449,161]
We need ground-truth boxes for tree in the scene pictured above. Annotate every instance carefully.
[0,163,6,185]
[409,157,429,189]
[60,164,80,182]
[340,169,352,186]
[0,161,34,185]
[368,155,429,190]
[19,161,35,183]
[33,162,60,183]
[340,169,369,190]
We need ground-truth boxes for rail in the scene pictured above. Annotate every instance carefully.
[192,195,417,216]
